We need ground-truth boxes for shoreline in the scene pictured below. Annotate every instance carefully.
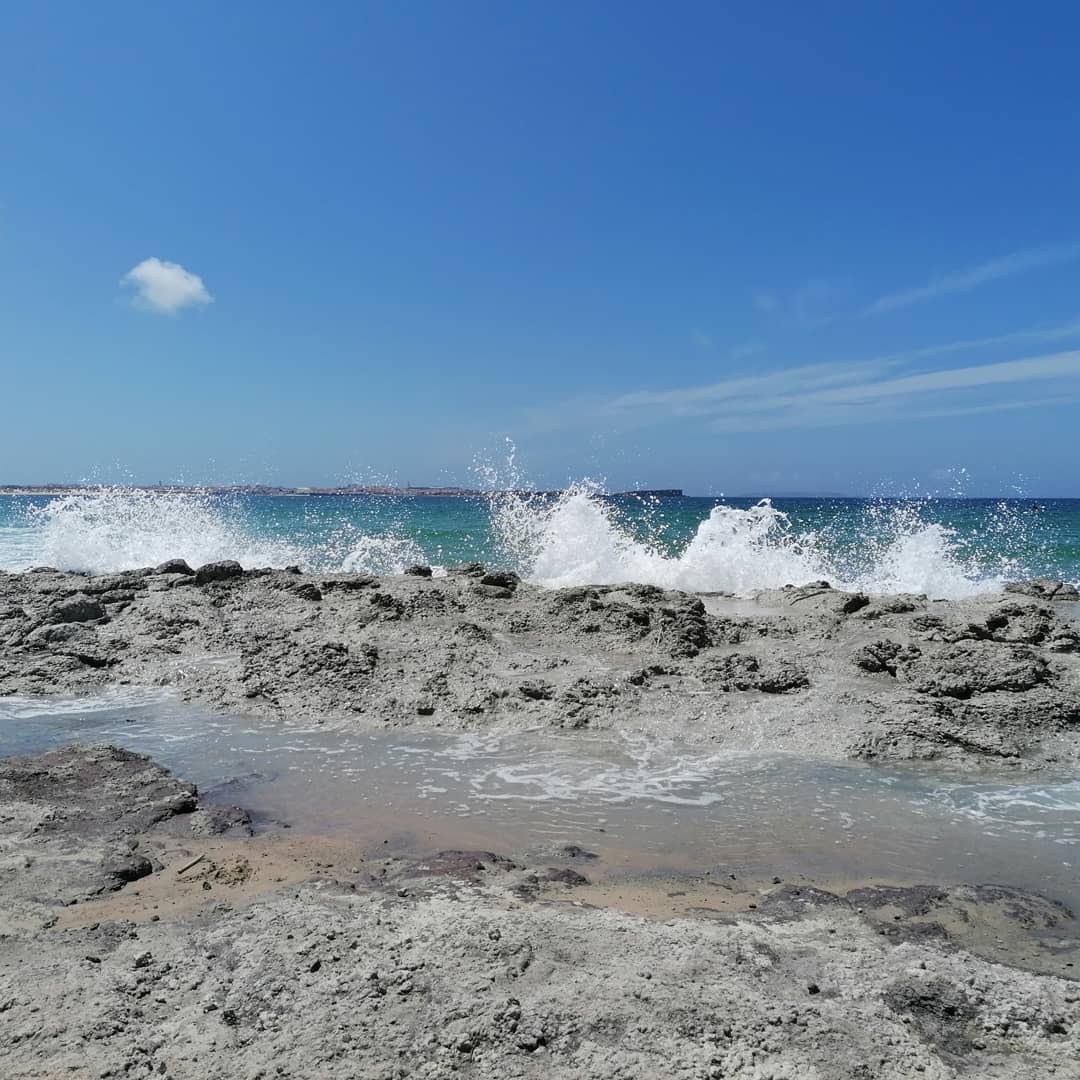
[2,566,1080,1075]
[0,486,687,498]
[1,562,1078,769]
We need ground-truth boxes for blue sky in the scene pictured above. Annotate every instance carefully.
[3,2,1079,495]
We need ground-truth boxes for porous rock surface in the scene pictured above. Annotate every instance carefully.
[1,566,1079,768]
[0,746,1078,1079]
[0,744,249,933]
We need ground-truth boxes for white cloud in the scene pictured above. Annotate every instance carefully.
[862,243,1080,317]
[122,257,212,314]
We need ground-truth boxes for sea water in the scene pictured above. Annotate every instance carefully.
[1,488,1078,599]
[2,692,1079,910]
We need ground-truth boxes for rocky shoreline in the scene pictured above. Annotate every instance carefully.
[0,742,1078,1078]
[2,562,1079,768]
[2,564,1080,1077]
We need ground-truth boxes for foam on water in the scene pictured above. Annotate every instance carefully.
[490,485,1009,599]
[0,686,176,721]
[340,532,428,576]
[20,489,302,573]
[0,482,1059,598]
[0,488,425,577]
[3,701,1078,899]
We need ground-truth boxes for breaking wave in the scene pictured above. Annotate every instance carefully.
[490,485,1022,599]
[2,488,425,577]
[19,489,303,573]
[0,483,1057,599]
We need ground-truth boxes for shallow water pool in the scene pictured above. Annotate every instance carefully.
[2,689,1079,909]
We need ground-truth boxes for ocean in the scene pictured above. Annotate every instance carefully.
[1,488,1078,599]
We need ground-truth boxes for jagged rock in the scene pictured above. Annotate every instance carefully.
[852,640,922,676]
[1005,578,1080,601]
[901,640,1050,698]
[702,652,809,693]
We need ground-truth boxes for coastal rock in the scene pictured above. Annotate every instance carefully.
[701,652,809,693]
[1,566,1079,771]
[0,744,207,911]
[901,640,1050,698]
[1005,577,1080,601]
[852,639,922,675]
[154,559,195,576]
[46,592,106,624]
[1,745,1080,1078]
[193,560,244,584]
[480,570,519,590]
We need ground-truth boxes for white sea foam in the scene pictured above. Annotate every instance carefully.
[0,686,176,720]
[340,533,428,576]
[0,481,1043,598]
[490,485,1011,599]
[0,488,425,577]
[17,489,302,573]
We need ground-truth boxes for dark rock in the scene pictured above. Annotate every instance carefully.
[659,598,711,657]
[519,680,555,701]
[290,582,323,602]
[852,640,922,676]
[154,559,195,576]
[47,593,106,624]
[541,867,589,886]
[476,584,514,600]
[756,884,850,919]
[449,562,486,577]
[846,884,949,916]
[1005,578,1080,601]
[558,844,598,860]
[194,560,244,585]
[25,623,91,646]
[701,653,808,693]
[404,565,433,577]
[882,977,976,1056]
[902,640,1050,698]
[102,854,154,885]
[480,570,520,590]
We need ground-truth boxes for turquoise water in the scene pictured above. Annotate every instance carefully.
[1,489,1078,598]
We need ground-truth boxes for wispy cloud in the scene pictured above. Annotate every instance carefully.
[862,243,1080,317]
[122,257,213,315]
[599,308,1080,436]
[608,349,1080,433]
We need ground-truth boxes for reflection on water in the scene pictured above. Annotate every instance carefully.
[2,691,1079,907]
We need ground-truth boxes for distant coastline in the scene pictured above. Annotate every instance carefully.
[0,484,686,499]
